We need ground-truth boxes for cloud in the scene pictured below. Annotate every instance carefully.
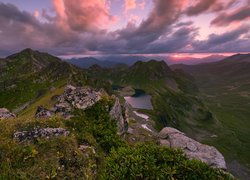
[34,10,39,18]
[186,0,217,16]
[143,26,199,53]
[211,6,250,26]
[0,0,249,57]
[186,0,237,16]
[52,0,116,32]
[124,0,137,12]
[192,25,250,52]
[118,0,188,47]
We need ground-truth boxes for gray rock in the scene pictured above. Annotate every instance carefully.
[14,128,69,142]
[158,127,227,169]
[35,106,54,118]
[56,85,102,111]
[159,139,170,147]
[0,108,16,120]
[109,97,128,135]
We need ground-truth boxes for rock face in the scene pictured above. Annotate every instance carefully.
[0,108,16,119]
[158,127,226,169]
[14,128,69,143]
[35,106,54,118]
[109,97,128,134]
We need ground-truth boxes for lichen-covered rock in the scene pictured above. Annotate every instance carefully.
[0,108,16,119]
[109,97,128,135]
[35,106,54,118]
[62,85,102,110]
[13,128,69,142]
[36,85,104,119]
[158,127,226,169]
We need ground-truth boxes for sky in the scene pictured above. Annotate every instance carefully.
[0,0,249,57]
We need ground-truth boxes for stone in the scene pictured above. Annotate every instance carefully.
[35,106,54,118]
[57,85,102,110]
[14,128,69,143]
[158,127,227,169]
[159,139,170,147]
[0,108,16,119]
[109,97,128,134]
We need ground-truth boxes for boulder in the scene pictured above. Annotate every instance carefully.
[109,97,128,135]
[14,128,69,142]
[158,127,226,169]
[35,106,54,118]
[57,85,102,110]
[0,108,16,119]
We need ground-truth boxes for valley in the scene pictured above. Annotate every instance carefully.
[172,54,250,179]
[0,49,235,179]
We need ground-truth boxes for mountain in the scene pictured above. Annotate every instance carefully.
[65,55,151,69]
[88,60,215,138]
[0,48,80,110]
[171,53,250,178]
[0,50,233,179]
[101,55,150,66]
[66,57,120,68]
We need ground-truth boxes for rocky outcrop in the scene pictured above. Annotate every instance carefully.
[14,128,69,143]
[60,85,102,110]
[34,85,104,119]
[158,127,226,169]
[51,85,102,118]
[0,108,16,119]
[109,97,128,135]
[35,106,54,118]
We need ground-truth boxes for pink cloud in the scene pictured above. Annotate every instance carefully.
[52,0,116,32]
[34,10,39,18]
[125,0,137,12]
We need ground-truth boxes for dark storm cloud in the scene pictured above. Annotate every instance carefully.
[186,0,217,16]
[0,1,249,56]
[192,26,250,52]
[143,26,199,53]
[211,6,250,26]
[112,0,188,53]
[185,0,237,16]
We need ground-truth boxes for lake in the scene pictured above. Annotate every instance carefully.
[124,89,153,110]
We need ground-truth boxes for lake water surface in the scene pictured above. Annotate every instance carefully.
[124,89,153,110]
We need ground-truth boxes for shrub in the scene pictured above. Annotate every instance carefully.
[101,144,234,180]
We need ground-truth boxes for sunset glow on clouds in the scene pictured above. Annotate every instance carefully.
[0,0,249,56]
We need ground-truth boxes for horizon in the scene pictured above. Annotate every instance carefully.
[0,0,249,59]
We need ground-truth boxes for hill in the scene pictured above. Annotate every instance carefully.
[171,54,250,178]
[88,60,216,140]
[0,49,81,111]
[0,50,236,179]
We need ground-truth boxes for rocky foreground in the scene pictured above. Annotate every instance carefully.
[0,85,227,170]
[158,127,226,169]
[0,108,16,119]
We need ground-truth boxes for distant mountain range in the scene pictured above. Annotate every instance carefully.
[65,54,226,68]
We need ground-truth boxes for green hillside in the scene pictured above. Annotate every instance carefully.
[88,60,215,139]
[0,50,235,179]
[0,49,77,110]
[172,54,250,178]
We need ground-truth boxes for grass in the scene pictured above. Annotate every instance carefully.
[192,77,250,178]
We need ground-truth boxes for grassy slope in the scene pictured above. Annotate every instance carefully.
[88,61,216,140]
[0,86,234,179]
[171,54,250,178]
